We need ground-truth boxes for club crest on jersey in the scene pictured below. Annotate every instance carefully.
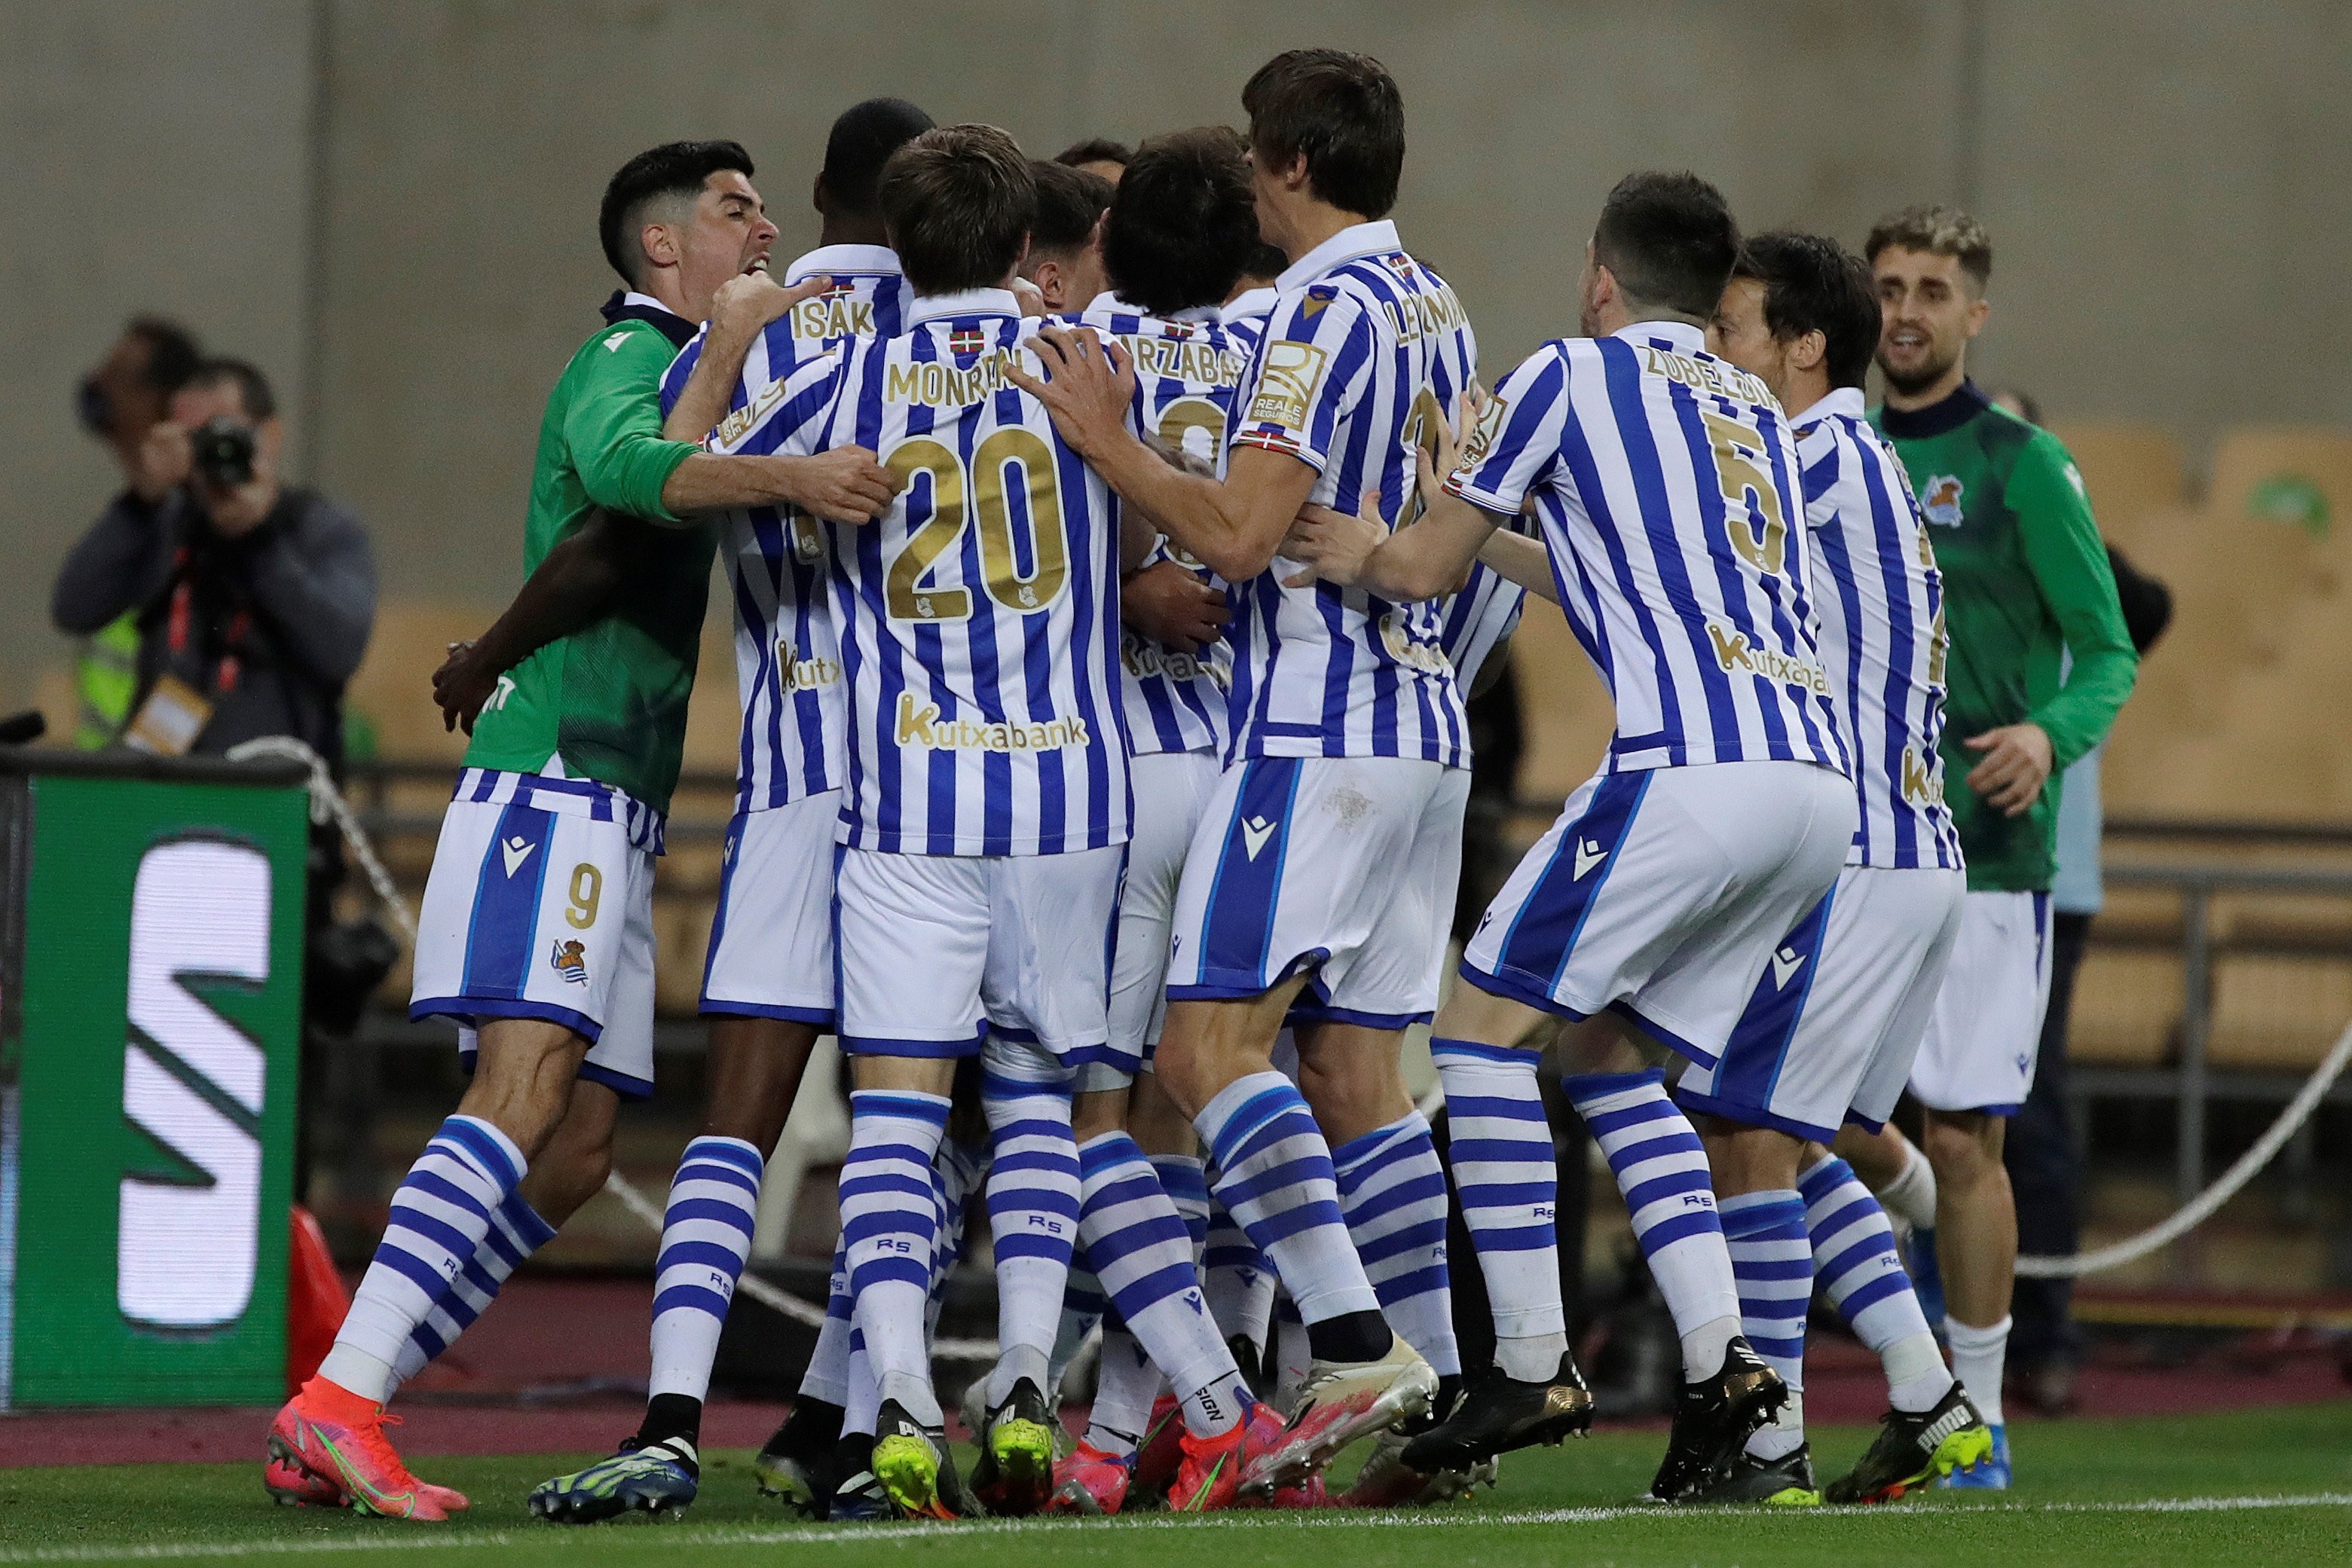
[1921,475,1966,527]
[947,327,986,356]
[1460,393,1511,467]
[1247,341,1330,431]
[549,939,589,986]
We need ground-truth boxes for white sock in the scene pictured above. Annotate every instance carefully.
[392,1189,554,1389]
[1944,1314,2010,1427]
[1720,1190,1810,1461]
[1799,1157,1954,1413]
[1196,1071,1379,1325]
[1876,1139,1939,1232]
[799,1238,853,1408]
[1332,1112,1461,1378]
[1884,1331,1954,1415]
[648,1136,763,1403]
[1083,1325,1164,1454]
[1430,1039,1567,1380]
[980,1047,1080,1408]
[841,1090,950,1425]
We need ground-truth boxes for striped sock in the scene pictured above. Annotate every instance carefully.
[1800,1157,1953,1413]
[320,1114,526,1404]
[1431,1038,1566,1380]
[648,1136,762,1406]
[1078,1132,1248,1438]
[1332,1112,1460,1378]
[1565,1070,1741,1381]
[1196,1071,1380,1327]
[391,1190,553,1390]
[799,1236,853,1408]
[841,1090,950,1424]
[980,1059,1080,1405]
[1721,1189,1812,1460]
[1202,1197,1276,1358]
[1151,1154,1211,1261]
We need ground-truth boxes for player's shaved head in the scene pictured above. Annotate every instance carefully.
[1592,170,1741,320]
[1866,203,1992,295]
[1243,48,1404,219]
[879,124,1037,295]
[1103,127,1258,316]
[1731,231,1881,391]
[821,98,935,218]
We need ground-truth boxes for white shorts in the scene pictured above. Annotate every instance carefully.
[410,769,659,1099]
[834,843,1124,1064]
[1910,889,2054,1115]
[1165,756,1468,1029]
[1462,760,1855,1068]
[701,792,840,1024]
[1090,750,1222,1092]
[1678,866,1965,1141]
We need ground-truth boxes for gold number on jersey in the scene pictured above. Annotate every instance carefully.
[882,432,1073,621]
[1700,410,1788,576]
[565,863,602,930]
[1926,605,1949,687]
[1152,399,1228,568]
[1400,387,1451,524]
[971,427,1069,613]
[883,439,971,622]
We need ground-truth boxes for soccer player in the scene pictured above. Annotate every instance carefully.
[1019,159,1114,313]
[1283,171,1856,1502]
[520,99,934,1524]
[1039,127,1280,1518]
[704,124,1136,1521]
[1056,136,1131,185]
[1014,50,1475,1493]
[265,140,896,1520]
[1675,231,1991,1504]
[1860,205,2136,1487]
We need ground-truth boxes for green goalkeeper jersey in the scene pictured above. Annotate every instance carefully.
[1873,381,2136,892]
[465,296,713,815]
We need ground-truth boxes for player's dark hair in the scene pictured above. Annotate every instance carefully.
[125,316,204,393]
[1055,136,1132,171]
[1242,48,1404,219]
[1029,159,1114,255]
[1730,231,1881,392]
[599,139,756,287]
[1592,170,1740,319]
[1101,129,1259,316]
[188,356,277,421]
[1865,203,1993,292]
[880,124,1037,294]
[1238,240,1288,283]
[822,98,934,216]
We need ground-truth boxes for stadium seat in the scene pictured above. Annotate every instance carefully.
[2066,946,2181,1066]
[2049,421,2185,548]
[2206,952,2352,1071]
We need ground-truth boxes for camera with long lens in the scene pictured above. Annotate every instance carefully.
[190,416,257,488]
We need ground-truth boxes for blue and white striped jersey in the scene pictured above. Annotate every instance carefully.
[1219,286,1278,356]
[1794,388,1962,870]
[1445,320,1849,775]
[1439,549,1528,697]
[710,289,1130,857]
[1225,222,1476,768]
[1081,295,1249,757]
[659,248,913,815]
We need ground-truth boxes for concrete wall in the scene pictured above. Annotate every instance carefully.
[9,0,2350,711]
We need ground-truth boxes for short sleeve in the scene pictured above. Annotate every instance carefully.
[1229,286,1373,474]
[706,346,848,458]
[1444,347,1571,518]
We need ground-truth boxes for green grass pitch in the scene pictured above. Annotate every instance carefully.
[1,1405,2347,1566]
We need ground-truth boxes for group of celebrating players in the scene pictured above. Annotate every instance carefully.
[263,43,2136,1526]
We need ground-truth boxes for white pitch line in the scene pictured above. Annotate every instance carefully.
[3,1490,2347,1564]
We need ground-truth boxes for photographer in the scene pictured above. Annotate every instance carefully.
[50,356,375,767]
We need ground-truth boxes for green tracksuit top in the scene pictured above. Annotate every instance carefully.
[464,295,714,816]
[1873,380,2136,892]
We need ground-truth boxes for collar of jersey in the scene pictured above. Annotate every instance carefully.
[1222,286,1278,322]
[1875,377,1990,440]
[1614,319,1705,355]
[1090,292,1221,323]
[907,287,1022,327]
[1277,219,1403,290]
[1789,386,1865,426]
[786,243,901,280]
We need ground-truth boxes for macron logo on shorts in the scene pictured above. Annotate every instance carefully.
[500,836,537,877]
[1573,837,1607,879]
[1771,945,1806,989]
[1241,815,1277,860]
